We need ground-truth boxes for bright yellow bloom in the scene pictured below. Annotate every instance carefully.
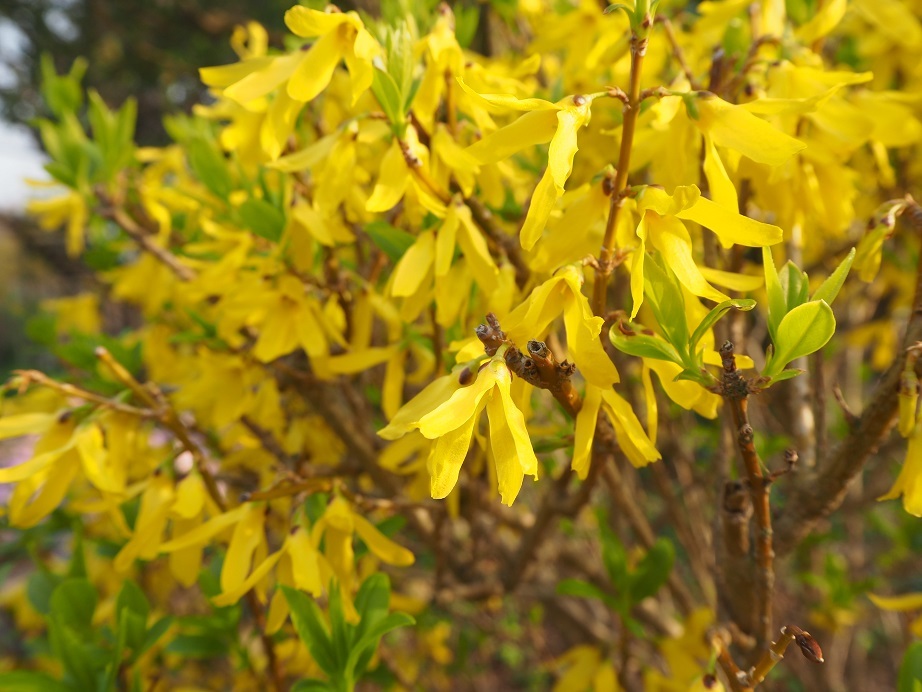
[200,6,379,107]
[460,79,600,250]
[380,353,539,506]
[26,186,88,257]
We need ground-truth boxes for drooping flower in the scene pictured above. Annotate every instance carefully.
[379,352,539,506]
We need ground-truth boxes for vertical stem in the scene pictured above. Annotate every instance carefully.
[592,27,649,317]
[720,342,773,649]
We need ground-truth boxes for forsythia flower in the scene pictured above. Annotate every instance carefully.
[460,80,601,250]
[200,7,379,107]
[379,353,539,506]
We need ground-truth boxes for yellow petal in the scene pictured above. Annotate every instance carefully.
[324,347,399,375]
[648,214,729,303]
[353,514,415,566]
[600,389,660,467]
[434,206,459,277]
[76,424,122,494]
[378,374,462,440]
[677,197,783,249]
[172,473,206,520]
[288,529,323,596]
[486,392,526,507]
[212,550,283,607]
[456,204,500,292]
[286,30,344,102]
[418,364,497,438]
[466,109,559,165]
[169,515,204,588]
[572,385,602,479]
[879,426,922,516]
[366,140,410,212]
[284,6,355,37]
[224,52,303,104]
[221,504,266,593]
[0,413,55,441]
[692,92,806,166]
[796,0,846,42]
[630,215,647,319]
[456,77,558,113]
[428,407,480,499]
[492,362,539,477]
[392,231,436,297]
[520,167,559,251]
[868,592,922,612]
[0,443,70,484]
[563,301,620,388]
[9,453,79,528]
[548,107,585,189]
[702,134,739,211]
[159,505,248,553]
[699,267,763,292]
[268,132,338,171]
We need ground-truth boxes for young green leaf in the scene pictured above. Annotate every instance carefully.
[762,246,786,342]
[609,329,684,365]
[627,538,674,604]
[688,298,756,355]
[50,578,97,631]
[282,585,339,677]
[812,248,856,305]
[346,612,415,682]
[779,261,810,314]
[643,253,690,358]
[763,300,835,381]
[556,579,617,608]
[898,640,922,692]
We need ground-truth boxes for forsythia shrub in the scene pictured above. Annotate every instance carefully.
[3,0,922,689]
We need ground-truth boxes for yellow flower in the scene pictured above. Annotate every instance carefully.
[459,79,601,250]
[879,416,922,516]
[551,644,620,692]
[199,6,379,107]
[380,353,539,506]
[26,186,89,257]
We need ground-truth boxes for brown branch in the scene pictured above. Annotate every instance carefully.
[12,369,154,418]
[476,313,582,417]
[749,625,824,686]
[719,342,773,648]
[99,202,196,282]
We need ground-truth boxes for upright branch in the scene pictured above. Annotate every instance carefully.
[592,10,650,316]
[718,341,773,649]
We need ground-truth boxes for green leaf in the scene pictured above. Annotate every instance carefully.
[27,570,61,616]
[187,137,233,198]
[689,299,756,354]
[41,54,87,119]
[165,633,228,658]
[812,248,856,306]
[345,612,415,682]
[238,198,285,242]
[762,246,786,342]
[556,579,616,607]
[609,329,684,365]
[371,68,404,131]
[763,300,835,381]
[50,578,97,631]
[365,221,416,262]
[628,539,674,604]
[643,253,690,358]
[899,641,922,692]
[282,586,339,677]
[327,583,351,674]
[0,671,72,692]
[137,616,173,658]
[779,261,810,314]
[766,369,803,384]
